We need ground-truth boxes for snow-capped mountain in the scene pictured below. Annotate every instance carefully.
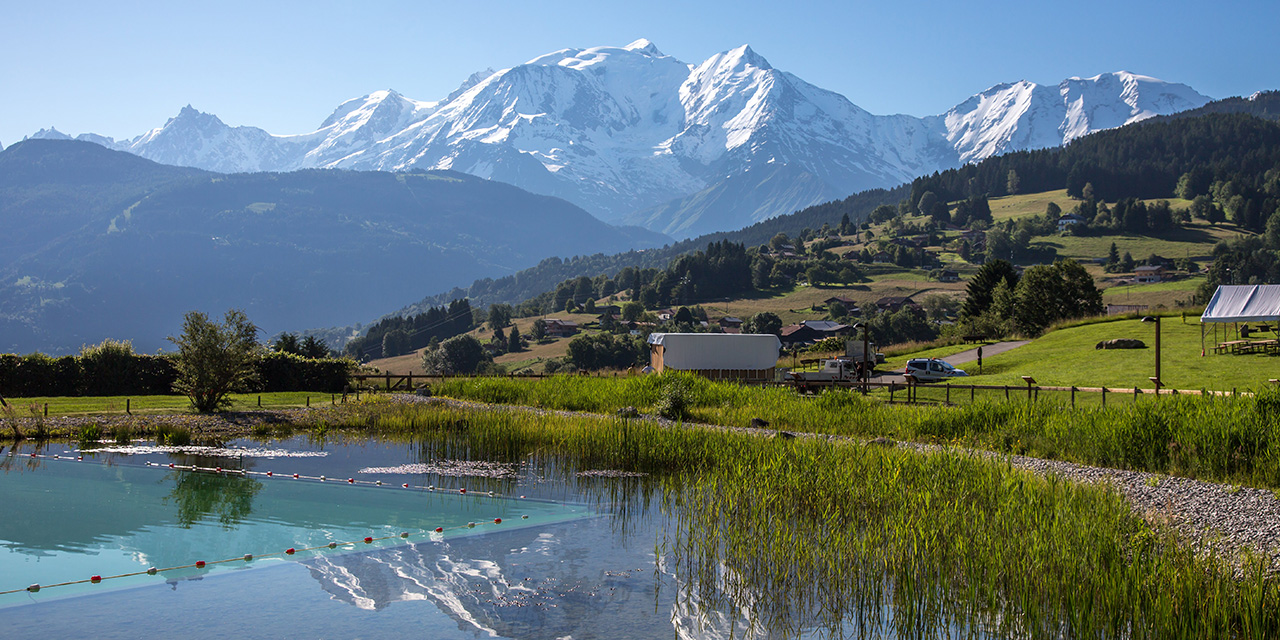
[940,72,1213,164]
[29,42,1211,238]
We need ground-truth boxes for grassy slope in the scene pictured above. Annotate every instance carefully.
[964,314,1276,391]
[368,187,1241,375]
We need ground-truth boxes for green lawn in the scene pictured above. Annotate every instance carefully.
[960,314,1277,391]
[1036,223,1247,263]
[3,391,333,417]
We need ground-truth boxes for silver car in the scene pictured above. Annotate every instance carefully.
[904,358,968,382]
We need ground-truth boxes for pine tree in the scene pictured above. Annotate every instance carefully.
[507,324,522,352]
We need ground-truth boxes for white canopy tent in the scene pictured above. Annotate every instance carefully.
[1199,284,1280,354]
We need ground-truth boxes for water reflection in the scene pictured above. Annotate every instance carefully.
[166,471,261,528]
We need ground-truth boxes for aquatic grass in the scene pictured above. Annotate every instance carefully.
[77,423,102,447]
[343,401,1279,638]
[155,423,192,446]
[111,423,132,445]
[434,375,1280,488]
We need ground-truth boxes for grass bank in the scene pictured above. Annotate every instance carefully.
[2,391,337,417]
[432,373,1280,488]
[352,402,1277,638]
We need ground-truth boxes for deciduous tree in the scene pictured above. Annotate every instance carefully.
[169,309,261,413]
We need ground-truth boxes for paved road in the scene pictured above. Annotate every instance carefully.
[876,340,1030,383]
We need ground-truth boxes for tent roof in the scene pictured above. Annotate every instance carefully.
[1200,285,1280,323]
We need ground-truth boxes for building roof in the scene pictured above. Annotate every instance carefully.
[1134,265,1165,273]
[876,296,916,306]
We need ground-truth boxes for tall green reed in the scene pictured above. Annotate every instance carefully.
[346,401,1278,639]
[433,375,1280,487]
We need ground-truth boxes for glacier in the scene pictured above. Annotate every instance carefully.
[27,42,1211,238]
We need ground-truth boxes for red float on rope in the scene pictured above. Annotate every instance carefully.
[435,527,444,533]
[216,467,222,473]
[293,474,299,479]
[494,518,502,524]
[348,478,354,484]
[402,483,409,488]
[459,488,466,494]
[90,575,102,583]
[286,548,296,555]
[363,536,373,544]
[266,471,273,477]
[195,561,206,568]
[168,463,175,468]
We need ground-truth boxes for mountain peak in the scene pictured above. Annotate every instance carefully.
[623,38,664,57]
[725,44,771,70]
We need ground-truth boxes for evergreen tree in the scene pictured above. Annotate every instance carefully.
[1108,242,1120,266]
[961,260,1020,318]
[507,324,522,352]
[1007,169,1020,195]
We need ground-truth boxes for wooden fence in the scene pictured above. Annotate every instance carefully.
[789,378,1263,407]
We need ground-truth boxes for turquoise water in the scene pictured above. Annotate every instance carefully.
[0,438,845,639]
[0,457,587,608]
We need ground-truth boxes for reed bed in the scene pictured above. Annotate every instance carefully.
[432,374,1280,488]
[348,402,1278,638]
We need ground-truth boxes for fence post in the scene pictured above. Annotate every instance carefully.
[258,395,262,408]
[1102,386,1107,407]
[1071,386,1076,408]
[889,383,895,403]
[126,398,131,415]
[45,403,50,417]
[946,385,950,405]
[1134,386,1139,403]
[1004,386,1009,401]
[970,385,975,403]
[306,396,310,407]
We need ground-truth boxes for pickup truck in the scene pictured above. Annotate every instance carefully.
[785,358,870,390]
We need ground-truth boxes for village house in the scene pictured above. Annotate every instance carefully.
[542,319,579,338]
[779,320,851,348]
[875,296,921,313]
[1134,265,1167,283]
[717,316,744,334]
[938,269,960,282]
[1057,213,1086,231]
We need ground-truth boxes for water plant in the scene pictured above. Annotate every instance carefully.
[111,423,133,445]
[347,401,1279,638]
[432,374,1280,488]
[155,423,191,446]
[78,423,102,447]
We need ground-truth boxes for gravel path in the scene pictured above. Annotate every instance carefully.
[413,394,1280,571]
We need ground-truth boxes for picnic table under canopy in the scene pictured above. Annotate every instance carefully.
[1200,284,1280,355]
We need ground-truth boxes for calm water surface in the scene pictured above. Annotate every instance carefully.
[0,436,838,639]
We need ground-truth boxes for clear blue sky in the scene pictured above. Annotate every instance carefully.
[2,0,1276,148]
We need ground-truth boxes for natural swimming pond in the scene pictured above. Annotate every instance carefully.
[1,437,688,639]
[2,404,1275,639]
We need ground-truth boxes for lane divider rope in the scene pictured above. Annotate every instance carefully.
[1,451,539,597]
